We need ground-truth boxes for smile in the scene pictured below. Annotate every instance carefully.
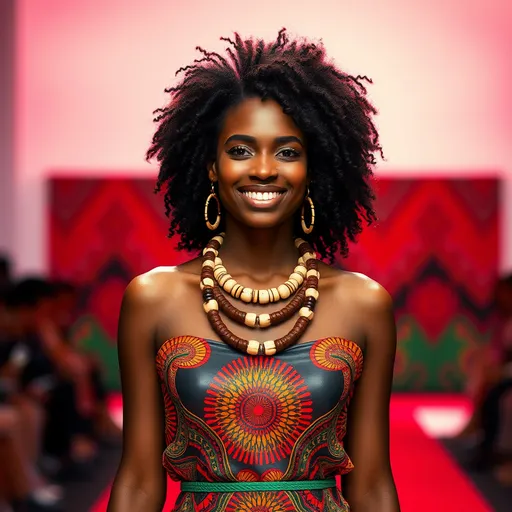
[238,190,286,208]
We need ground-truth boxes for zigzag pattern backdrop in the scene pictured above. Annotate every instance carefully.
[49,177,499,391]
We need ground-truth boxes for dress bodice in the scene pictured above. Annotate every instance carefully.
[156,336,363,511]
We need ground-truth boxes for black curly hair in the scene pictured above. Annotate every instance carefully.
[147,29,382,261]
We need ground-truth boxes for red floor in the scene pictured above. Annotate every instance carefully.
[91,395,492,511]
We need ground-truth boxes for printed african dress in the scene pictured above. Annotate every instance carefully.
[155,336,364,511]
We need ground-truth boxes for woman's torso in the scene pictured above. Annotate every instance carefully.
[156,335,363,511]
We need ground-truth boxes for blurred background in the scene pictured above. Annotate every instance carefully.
[1,0,511,510]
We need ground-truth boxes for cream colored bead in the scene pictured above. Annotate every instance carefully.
[214,267,225,280]
[202,260,215,268]
[306,269,320,279]
[298,256,305,265]
[299,307,314,320]
[203,300,219,313]
[241,288,253,303]
[263,340,276,356]
[202,277,214,287]
[245,312,257,327]
[294,265,307,278]
[259,290,270,304]
[203,246,218,256]
[294,238,306,248]
[214,257,223,266]
[200,281,205,291]
[277,284,291,299]
[290,272,304,284]
[287,278,300,290]
[259,313,271,328]
[224,279,237,293]
[269,288,280,302]
[302,252,315,262]
[218,273,232,287]
[305,288,319,300]
[212,235,224,245]
[233,284,243,298]
[247,340,260,355]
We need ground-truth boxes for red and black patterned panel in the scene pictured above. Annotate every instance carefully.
[48,176,499,392]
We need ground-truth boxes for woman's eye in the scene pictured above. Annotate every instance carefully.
[277,148,300,159]
[228,146,251,157]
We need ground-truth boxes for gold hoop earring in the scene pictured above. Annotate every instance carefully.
[205,182,221,231]
[301,189,315,234]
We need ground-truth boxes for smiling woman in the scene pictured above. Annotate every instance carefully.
[210,98,307,230]
[107,29,400,512]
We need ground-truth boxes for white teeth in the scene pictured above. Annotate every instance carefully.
[242,191,282,201]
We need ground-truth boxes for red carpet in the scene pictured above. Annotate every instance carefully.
[91,395,491,511]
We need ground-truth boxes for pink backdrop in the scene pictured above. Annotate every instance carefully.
[12,0,512,275]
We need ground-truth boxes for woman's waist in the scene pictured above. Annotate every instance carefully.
[180,478,336,492]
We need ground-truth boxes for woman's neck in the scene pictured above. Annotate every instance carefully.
[217,219,299,280]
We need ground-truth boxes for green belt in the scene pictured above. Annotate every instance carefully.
[181,479,336,493]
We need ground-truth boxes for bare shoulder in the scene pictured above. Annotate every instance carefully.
[123,257,202,308]
[318,262,393,317]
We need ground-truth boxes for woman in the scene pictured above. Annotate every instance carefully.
[108,30,399,511]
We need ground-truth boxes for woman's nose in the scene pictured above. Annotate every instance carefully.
[251,154,277,180]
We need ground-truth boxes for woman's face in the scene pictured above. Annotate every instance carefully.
[210,97,308,230]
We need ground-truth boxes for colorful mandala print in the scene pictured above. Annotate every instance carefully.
[156,336,212,373]
[156,336,212,476]
[310,338,363,379]
[225,491,296,511]
[159,380,177,446]
[204,357,313,465]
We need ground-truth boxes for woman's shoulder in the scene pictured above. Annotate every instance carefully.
[123,258,202,307]
[318,262,393,313]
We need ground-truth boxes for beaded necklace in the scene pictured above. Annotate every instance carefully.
[200,234,320,355]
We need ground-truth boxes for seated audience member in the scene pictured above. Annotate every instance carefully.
[458,275,512,439]
[3,279,97,472]
[0,285,62,511]
[51,280,121,442]
[469,275,512,479]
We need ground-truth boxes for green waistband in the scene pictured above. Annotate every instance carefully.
[181,479,336,493]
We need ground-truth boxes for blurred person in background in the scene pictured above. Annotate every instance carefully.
[458,275,512,439]
[0,255,12,292]
[0,284,63,511]
[50,281,121,442]
[1,279,99,476]
[469,274,512,484]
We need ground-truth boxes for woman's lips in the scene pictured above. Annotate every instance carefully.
[237,189,286,208]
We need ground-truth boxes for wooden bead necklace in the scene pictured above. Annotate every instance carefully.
[213,258,307,303]
[211,283,307,328]
[200,234,320,356]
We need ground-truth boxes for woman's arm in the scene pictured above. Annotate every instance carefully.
[107,274,167,512]
[343,281,400,511]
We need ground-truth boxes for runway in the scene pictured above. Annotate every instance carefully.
[85,394,496,512]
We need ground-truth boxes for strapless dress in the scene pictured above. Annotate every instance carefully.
[156,336,363,511]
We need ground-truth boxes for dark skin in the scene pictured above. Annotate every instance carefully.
[108,98,400,511]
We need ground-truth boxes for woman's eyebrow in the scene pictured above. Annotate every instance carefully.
[274,135,303,146]
[224,134,303,146]
[224,134,256,145]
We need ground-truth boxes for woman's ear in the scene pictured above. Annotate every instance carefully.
[208,162,218,183]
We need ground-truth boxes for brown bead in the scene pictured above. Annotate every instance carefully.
[304,297,316,309]
[203,289,214,301]
[306,276,319,288]
[202,250,216,262]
